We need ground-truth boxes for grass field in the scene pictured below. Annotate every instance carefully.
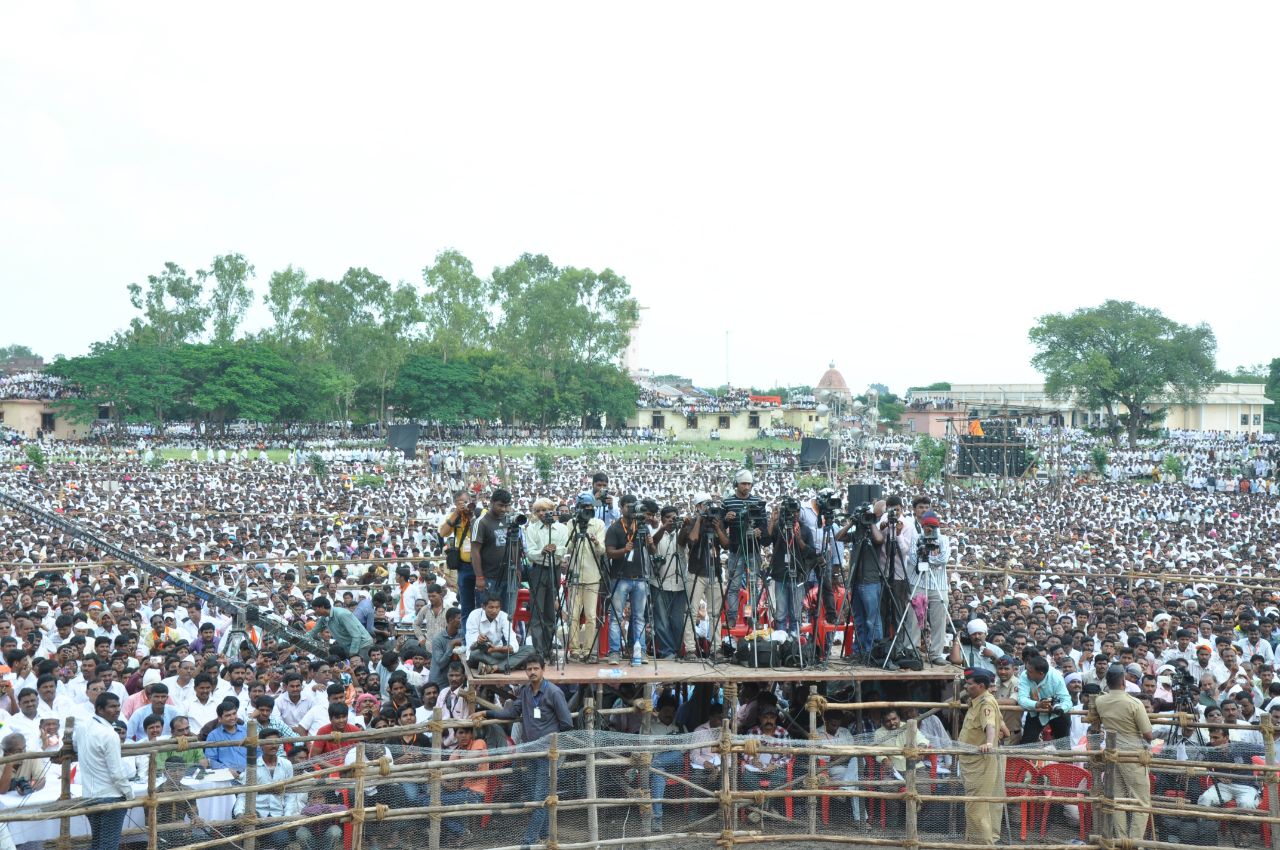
[146,440,797,464]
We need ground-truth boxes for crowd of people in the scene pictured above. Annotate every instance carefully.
[0,373,74,402]
[0,425,1276,847]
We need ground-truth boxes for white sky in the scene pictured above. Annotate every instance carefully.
[2,3,1277,396]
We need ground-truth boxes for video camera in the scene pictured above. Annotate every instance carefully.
[778,497,801,523]
[815,489,841,520]
[852,502,878,526]
[1168,668,1198,711]
[508,514,528,532]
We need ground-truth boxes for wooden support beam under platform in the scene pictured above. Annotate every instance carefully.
[471,656,965,686]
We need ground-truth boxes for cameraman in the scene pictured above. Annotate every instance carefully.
[439,492,478,617]
[767,499,814,635]
[875,496,917,645]
[905,510,952,665]
[649,505,686,659]
[604,495,655,666]
[1016,654,1072,745]
[564,492,607,662]
[799,489,843,625]
[524,498,569,658]
[471,489,519,614]
[836,501,884,659]
[680,493,725,657]
[722,470,768,635]
[592,472,620,525]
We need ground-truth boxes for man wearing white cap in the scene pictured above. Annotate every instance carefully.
[951,620,1006,673]
[721,471,768,633]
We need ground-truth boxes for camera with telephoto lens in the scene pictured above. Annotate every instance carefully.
[778,497,801,524]
[574,505,594,530]
[854,503,877,526]
[508,514,527,531]
[815,489,841,520]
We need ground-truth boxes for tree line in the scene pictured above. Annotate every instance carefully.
[46,251,641,433]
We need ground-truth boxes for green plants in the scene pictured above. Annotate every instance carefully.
[1090,445,1108,477]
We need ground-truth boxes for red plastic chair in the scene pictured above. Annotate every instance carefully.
[512,587,531,637]
[1038,763,1092,841]
[1004,757,1040,840]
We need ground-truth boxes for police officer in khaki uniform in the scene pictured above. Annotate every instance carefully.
[993,656,1023,742]
[1092,664,1153,839]
[959,667,1002,846]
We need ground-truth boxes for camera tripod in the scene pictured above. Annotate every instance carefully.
[880,516,925,670]
[887,545,957,666]
[555,519,602,667]
[841,522,884,661]
[681,511,727,667]
[772,511,808,670]
[717,502,767,668]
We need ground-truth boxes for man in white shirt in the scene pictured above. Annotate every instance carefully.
[185,674,221,730]
[274,673,315,734]
[160,658,197,711]
[72,692,135,850]
[464,593,524,673]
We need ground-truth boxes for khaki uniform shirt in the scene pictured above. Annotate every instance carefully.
[1093,690,1152,749]
[959,691,1001,748]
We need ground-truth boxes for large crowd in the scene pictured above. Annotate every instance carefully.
[0,373,74,402]
[0,426,1276,848]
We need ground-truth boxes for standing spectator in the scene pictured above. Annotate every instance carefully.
[474,655,572,847]
[72,692,135,850]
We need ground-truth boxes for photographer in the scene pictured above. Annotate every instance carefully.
[592,472,620,525]
[649,505,686,659]
[565,492,607,662]
[950,619,1006,673]
[904,509,951,665]
[767,498,814,635]
[439,491,478,617]
[679,493,725,657]
[471,489,519,614]
[523,498,568,658]
[722,470,768,635]
[604,495,654,666]
[874,496,916,646]
[799,489,843,626]
[836,501,884,658]
[1016,654,1072,745]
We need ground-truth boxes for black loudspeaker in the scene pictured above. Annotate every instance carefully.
[847,483,884,507]
[798,437,830,469]
[387,424,419,459]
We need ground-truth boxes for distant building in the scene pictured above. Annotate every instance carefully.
[627,403,828,440]
[907,382,1272,435]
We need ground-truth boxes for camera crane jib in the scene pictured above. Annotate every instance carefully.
[0,489,330,658]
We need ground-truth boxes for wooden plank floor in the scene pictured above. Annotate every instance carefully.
[471,655,964,686]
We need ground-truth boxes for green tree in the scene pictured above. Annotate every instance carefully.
[0,344,37,360]
[126,262,208,347]
[177,342,295,429]
[390,351,496,423]
[1029,300,1217,447]
[201,253,256,344]
[1091,445,1109,477]
[1162,453,1185,481]
[1266,358,1280,432]
[263,265,310,345]
[914,435,948,485]
[422,250,492,363]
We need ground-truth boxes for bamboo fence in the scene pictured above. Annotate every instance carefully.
[1,698,1277,850]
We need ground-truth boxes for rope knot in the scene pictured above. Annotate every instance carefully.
[378,756,391,777]
[632,699,654,714]
[544,794,559,806]
[375,803,388,821]
[805,695,829,716]
[176,735,190,751]
[742,738,761,756]
[902,746,921,763]
[631,751,652,766]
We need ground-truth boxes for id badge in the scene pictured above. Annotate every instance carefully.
[628,548,635,562]
[533,707,542,720]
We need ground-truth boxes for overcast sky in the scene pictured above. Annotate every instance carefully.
[2,3,1277,396]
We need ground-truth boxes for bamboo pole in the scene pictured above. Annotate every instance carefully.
[905,718,920,850]
[584,695,600,850]
[146,749,159,850]
[1097,731,1115,843]
[548,733,561,850]
[428,764,442,850]
[719,718,734,850]
[1265,713,1280,850]
[807,696,818,836]
[350,743,367,850]
[57,717,73,850]
[640,682,655,834]
[243,719,258,850]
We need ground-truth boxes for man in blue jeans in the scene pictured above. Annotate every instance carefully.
[647,693,689,832]
[474,655,573,847]
[604,495,655,665]
[72,692,135,850]
[838,512,884,660]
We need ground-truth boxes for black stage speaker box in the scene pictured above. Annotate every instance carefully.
[847,483,884,507]
[387,424,419,459]
[798,437,830,469]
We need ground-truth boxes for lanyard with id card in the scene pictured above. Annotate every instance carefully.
[532,691,544,720]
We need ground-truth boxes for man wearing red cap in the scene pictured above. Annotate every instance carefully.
[906,507,952,664]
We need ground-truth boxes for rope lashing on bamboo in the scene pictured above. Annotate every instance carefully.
[803,773,821,789]
[332,730,343,745]
[753,792,766,808]
[375,803,388,821]
[175,735,190,751]
[631,751,652,766]
[805,695,828,716]
[632,698,654,715]
[461,689,478,707]
[427,719,445,738]
[1102,748,1153,766]
[544,794,559,806]
[901,745,922,763]
[741,738,761,757]
[378,756,391,776]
